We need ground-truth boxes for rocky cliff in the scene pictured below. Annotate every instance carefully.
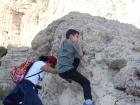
[31,12,140,105]
[0,0,140,47]
[0,0,140,105]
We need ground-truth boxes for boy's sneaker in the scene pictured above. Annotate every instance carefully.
[66,79,72,83]
[63,79,72,87]
[83,100,95,105]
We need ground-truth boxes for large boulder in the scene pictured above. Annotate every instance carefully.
[32,12,140,105]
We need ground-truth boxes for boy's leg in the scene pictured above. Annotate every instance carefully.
[59,69,92,100]
[70,70,92,100]
[65,58,80,83]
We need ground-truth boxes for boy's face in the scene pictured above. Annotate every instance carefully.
[70,33,79,42]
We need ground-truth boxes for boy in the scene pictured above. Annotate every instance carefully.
[57,29,95,105]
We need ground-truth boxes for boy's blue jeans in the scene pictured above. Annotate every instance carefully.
[3,79,43,105]
[59,58,92,100]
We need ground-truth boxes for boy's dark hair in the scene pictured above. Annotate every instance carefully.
[66,29,79,39]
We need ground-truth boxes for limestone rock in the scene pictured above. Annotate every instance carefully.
[114,63,140,96]
[32,12,140,105]
[1,0,140,47]
[105,58,127,70]
[0,0,140,105]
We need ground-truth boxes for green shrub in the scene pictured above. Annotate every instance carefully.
[0,46,7,58]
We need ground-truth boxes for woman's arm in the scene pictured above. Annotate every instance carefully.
[41,65,57,74]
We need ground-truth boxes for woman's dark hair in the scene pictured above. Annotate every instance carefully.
[66,29,79,39]
[39,55,48,62]
[39,55,57,68]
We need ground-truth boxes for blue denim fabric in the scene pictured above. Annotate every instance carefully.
[3,79,43,105]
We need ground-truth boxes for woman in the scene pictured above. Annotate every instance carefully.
[3,55,57,105]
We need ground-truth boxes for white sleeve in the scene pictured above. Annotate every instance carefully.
[33,61,46,70]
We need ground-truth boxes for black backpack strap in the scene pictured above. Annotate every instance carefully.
[24,61,35,77]
[24,61,44,79]
[25,71,43,78]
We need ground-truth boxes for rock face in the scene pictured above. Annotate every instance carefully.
[0,46,33,86]
[31,12,140,105]
[1,0,140,47]
[0,0,140,105]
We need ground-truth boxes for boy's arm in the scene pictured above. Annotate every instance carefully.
[74,42,84,59]
[78,43,84,59]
